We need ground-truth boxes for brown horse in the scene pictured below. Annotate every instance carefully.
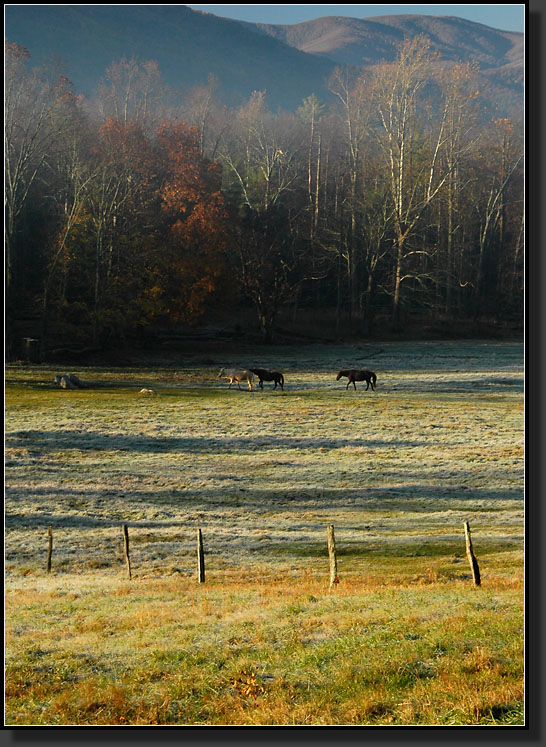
[250,368,284,390]
[336,369,377,391]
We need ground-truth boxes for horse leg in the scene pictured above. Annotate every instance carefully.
[346,380,350,390]
[352,380,357,391]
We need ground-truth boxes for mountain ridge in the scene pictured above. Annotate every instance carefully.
[5,5,523,116]
[250,14,523,69]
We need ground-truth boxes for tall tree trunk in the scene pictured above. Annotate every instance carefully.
[446,171,454,315]
[392,234,405,329]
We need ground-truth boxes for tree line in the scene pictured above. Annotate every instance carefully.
[5,37,524,356]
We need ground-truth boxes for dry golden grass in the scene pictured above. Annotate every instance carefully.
[5,568,524,725]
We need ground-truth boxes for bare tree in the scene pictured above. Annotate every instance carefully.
[5,43,77,299]
[367,38,483,327]
[437,62,482,315]
[220,91,299,212]
[473,119,523,311]
[39,117,96,355]
[184,74,233,160]
[329,68,370,319]
[81,120,155,345]
[219,92,308,341]
[96,57,166,132]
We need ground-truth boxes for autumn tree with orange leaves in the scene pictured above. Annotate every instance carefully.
[35,118,230,348]
[147,122,229,325]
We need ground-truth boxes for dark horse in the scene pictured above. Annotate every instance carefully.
[250,368,285,390]
[336,369,377,391]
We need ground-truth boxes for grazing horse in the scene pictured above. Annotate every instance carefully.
[336,369,377,391]
[218,368,255,391]
[250,368,285,390]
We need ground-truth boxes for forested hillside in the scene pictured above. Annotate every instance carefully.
[5,36,524,361]
[4,5,337,109]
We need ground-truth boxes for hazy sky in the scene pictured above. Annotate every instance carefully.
[186,4,526,33]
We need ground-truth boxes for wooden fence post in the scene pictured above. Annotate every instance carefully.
[327,524,339,589]
[464,521,481,587]
[197,528,205,583]
[122,524,132,580]
[46,526,53,573]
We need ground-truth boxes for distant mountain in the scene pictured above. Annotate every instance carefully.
[5,6,524,118]
[251,14,523,68]
[4,5,336,109]
[250,14,524,120]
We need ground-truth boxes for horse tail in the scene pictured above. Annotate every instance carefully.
[279,373,284,387]
[372,372,377,386]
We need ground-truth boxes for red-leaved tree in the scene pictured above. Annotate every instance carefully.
[144,122,229,324]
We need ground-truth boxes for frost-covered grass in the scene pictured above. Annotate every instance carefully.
[5,340,524,725]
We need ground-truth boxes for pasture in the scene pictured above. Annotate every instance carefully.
[4,340,524,725]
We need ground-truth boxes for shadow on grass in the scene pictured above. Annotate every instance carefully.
[5,480,523,531]
[269,537,521,559]
[6,428,426,454]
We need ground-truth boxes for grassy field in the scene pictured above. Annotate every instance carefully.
[5,340,525,725]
